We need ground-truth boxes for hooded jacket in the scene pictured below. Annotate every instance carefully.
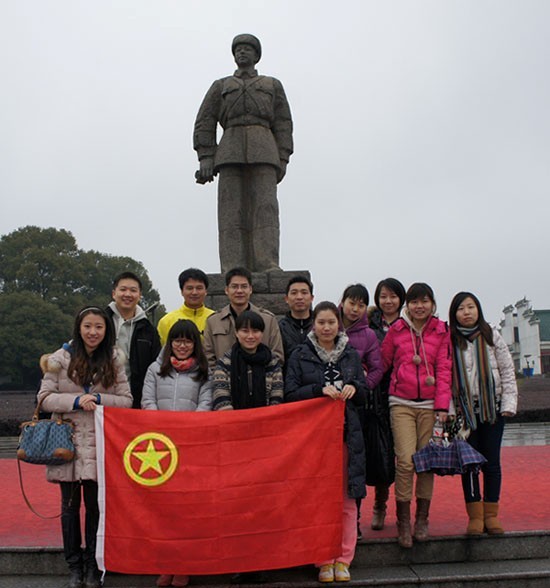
[381,314,452,411]
[340,308,384,390]
[106,303,161,408]
[37,346,132,482]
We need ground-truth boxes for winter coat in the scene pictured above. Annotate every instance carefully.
[278,311,313,366]
[141,358,213,412]
[106,305,161,409]
[203,303,284,370]
[340,310,384,390]
[455,327,518,416]
[37,346,132,483]
[284,337,367,499]
[157,303,215,345]
[212,350,283,410]
[381,315,452,411]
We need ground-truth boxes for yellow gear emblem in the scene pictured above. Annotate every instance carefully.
[123,432,178,487]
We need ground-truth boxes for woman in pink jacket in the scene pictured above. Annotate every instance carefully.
[381,283,452,548]
[38,307,132,588]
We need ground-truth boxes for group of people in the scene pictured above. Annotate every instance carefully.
[37,267,518,587]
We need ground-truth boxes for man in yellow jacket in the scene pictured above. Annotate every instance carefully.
[157,268,215,345]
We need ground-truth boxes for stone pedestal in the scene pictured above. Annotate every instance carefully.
[205,270,312,317]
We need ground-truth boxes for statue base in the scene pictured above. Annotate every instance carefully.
[205,270,312,317]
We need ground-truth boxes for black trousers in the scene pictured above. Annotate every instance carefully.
[60,480,99,571]
[462,415,505,503]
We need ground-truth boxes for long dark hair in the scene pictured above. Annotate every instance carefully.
[68,306,117,389]
[159,320,208,382]
[449,291,494,350]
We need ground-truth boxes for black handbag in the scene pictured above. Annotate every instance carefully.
[363,386,395,487]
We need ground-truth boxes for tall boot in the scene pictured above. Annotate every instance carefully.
[483,502,504,535]
[413,498,431,542]
[371,485,390,530]
[83,495,101,588]
[465,501,484,535]
[396,501,413,548]
[61,504,83,588]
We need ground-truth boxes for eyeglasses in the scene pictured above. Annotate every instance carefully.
[171,339,194,348]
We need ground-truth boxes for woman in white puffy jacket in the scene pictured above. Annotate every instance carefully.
[141,319,212,588]
[449,292,517,537]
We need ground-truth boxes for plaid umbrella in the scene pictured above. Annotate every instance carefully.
[413,438,487,477]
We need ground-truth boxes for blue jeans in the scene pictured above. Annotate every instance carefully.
[461,415,505,503]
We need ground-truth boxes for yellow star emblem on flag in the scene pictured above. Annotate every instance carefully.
[123,432,178,487]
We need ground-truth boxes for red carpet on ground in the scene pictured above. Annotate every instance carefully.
[1,446,549,548]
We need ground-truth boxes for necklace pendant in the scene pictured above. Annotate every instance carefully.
[412,354,421,365]
[425,375,435,386]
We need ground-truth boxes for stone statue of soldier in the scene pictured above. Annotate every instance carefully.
[194,34,293,273]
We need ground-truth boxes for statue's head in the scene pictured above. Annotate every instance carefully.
[232,34,261,65]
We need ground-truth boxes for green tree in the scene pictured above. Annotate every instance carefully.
[0,226,164,387]
[0,293,73,388]
[0,226,84,314]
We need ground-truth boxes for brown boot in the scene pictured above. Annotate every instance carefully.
[413,498,430,541]
[371,485,389,530]
[483,502,504,534]
[465,502,484,535]
[396,501,413,548]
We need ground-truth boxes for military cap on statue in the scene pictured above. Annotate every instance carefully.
[231,34,262,61]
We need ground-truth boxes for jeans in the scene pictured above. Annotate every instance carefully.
[462,415,505,503]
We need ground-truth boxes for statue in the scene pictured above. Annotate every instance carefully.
[193,34,293,273]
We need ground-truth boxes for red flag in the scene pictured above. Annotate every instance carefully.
[95,398,344,575]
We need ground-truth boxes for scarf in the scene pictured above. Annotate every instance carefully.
[229,342,272,410]
[170,356,197,372]
[452,327,497,430]
[307,331,349,390]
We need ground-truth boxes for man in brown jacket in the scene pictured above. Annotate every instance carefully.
[203,267,284,371]
[193,34,293,273]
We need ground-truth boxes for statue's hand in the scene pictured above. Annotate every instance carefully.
[277,160,287,183]
[196,158,214,184]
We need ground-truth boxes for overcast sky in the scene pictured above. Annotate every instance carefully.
[1,0,548,324]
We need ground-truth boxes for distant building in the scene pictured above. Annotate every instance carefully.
[500,298,550,375]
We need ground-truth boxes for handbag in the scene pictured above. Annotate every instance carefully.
[17,402,75,465]
[16,400,76,519]
[363,386,395,486]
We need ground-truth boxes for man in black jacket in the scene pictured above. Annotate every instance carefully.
[106,272,161,408]
[278,275,314,366]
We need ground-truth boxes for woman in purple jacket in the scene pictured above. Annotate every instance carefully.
[381,283,452,548]
[339,284,384,541]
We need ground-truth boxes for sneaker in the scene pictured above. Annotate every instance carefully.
[334,562,350,582]
[318,564,334,583]
[156,575,174,587]
[172,576,190,587]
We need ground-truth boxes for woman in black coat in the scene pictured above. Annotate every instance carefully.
[285,301,367,584]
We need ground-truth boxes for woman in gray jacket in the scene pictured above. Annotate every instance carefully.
[141,319,212,587]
